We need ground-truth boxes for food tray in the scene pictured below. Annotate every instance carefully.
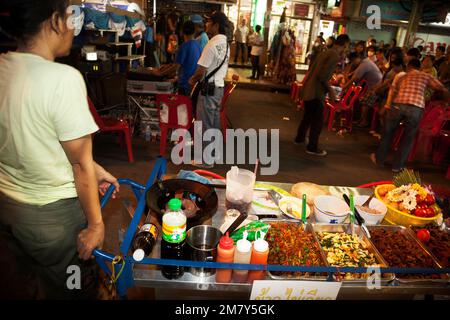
[262,219,330,281]
[312,223,394,284]
[368,225,449,285]
[410,225,450,268]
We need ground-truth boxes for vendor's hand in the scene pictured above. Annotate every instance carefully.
[77,222,105,260]
[96,168,120,198]
[384,104,391,110]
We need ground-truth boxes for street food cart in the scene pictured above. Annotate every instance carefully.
[93,158,450,299]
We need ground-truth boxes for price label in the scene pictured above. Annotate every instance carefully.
[250,280,342,300]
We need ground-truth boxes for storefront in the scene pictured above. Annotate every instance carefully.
[268,0,316,65]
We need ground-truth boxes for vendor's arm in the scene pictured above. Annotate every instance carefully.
[61,136,104,260]
[189,65,207,86]
[94,162,120,198]
[317,52,339,101]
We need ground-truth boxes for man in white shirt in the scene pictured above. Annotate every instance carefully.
[189,11,230,167]
[248,25,264,80]
[233,18,249,64]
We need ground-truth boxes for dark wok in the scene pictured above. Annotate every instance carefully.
[146,179,219,227]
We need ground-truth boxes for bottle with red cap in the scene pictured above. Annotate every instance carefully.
[215,232,235,283]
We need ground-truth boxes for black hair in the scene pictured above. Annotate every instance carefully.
[255,25,261,32]
[408,58,421,69]
[425,55,435,62]
[367,45,376,52]
[335,34,350,46]
[356,40,365,48]
[407,47,421,58]
[436,45,445,53]
[377,48,384,54]
[182,20,195,37]
[0,0,69,43]
[348,51,360,61]
[391,38,397,46]
[392,57,404,67]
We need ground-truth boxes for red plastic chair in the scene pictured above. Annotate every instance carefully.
[407,105,449,161]
[221,74,239,143]
[325,85,362,132]
[156,94,193,156]
[88,97,134,163]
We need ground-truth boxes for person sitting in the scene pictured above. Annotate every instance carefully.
[367,45,377,62]
[175,20,202,96]
[434,45,447,70]
[375,48,387,73]
[371,58,450,172]
[342,55,383,127]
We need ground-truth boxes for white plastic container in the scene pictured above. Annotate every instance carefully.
[225,166,256,214]
[313,195,349,224]
[232,231,252,283]
[353,195,387,225]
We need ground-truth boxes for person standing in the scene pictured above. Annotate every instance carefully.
[189,11,230,166]
[434,45,446,70]
[371,59,449,172]
[175,21,202,96]
[190,14,209,51]
[233,18,249,64]
[0,0,119,299]
[294,34,351,156]
[248,25,264,80]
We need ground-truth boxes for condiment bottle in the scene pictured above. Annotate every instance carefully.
[215,232,235,283]
[233,231,252,283]
[160,198,187,279]
[247,232,269,283]
[132,213,159,261]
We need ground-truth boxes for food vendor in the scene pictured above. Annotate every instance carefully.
[0,0,119,299]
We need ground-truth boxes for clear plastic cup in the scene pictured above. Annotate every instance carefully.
[225,166,256,214]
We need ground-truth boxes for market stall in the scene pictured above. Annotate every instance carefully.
[94,158,450,300]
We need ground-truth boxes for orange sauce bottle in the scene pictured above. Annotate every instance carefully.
[215,232,235,283]
[247,232,269,283]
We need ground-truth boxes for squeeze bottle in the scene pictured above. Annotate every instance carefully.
[233,231,252,283]
[247,232,269,283]
[215,232,235,283]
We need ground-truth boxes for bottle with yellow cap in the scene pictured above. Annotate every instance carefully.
[160,198,187,279]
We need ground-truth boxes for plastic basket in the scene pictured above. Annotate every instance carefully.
[374,184,441,227]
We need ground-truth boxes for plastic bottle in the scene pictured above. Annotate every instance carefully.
[131,214,159,262]
[145,124,151,141]
[215,232,235,283]
[160,198,187,279]
[233,231,252,283]
[247,231,269,283]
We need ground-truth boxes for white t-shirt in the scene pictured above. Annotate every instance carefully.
[250,33,264,56]
[235,25,249,43]
[197,34,230,88]
[0,52,99,205]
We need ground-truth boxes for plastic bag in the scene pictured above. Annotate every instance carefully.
[230,221,271,243]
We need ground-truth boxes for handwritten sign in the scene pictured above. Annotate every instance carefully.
[250,280,342,300]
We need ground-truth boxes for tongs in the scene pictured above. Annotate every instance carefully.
[343,194,371,238]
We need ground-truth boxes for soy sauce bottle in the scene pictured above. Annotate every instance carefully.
[131,213,159,261]
[160,198,187,279]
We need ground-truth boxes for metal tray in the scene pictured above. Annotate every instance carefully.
[312,223,395,284]
[367,225,449,285]
[262,219,330,281]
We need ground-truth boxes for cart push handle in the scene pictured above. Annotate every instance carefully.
[92,157,168,297]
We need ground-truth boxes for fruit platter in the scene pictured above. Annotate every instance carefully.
[374,170,443,226]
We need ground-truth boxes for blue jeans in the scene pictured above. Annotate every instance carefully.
[375,104,423,170]
[196,87,224,164]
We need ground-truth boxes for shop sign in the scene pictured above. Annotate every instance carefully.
[250,280,342,300]
[293,4,309,18]
[360,0,410,21]
[413,33,450,54]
